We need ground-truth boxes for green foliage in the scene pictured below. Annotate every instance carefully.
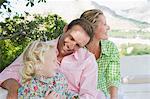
[0,0,46,10]
[0,0,47,18]
[0,0,11,14]
[119,43,150,56]
[0,13,66,72]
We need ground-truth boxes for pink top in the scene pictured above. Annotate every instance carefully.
[0,38,98,99]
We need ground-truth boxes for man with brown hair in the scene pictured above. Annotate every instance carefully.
[0,18,100,99]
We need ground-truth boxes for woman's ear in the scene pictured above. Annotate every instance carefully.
[63,25,68,33]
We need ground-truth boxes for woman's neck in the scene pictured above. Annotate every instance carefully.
[86,38,101,59]
[86,38,99,51]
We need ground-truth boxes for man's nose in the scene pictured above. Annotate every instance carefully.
[69,42,76,50]
[65,42,75,50]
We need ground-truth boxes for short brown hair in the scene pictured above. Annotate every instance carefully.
[67,18,94,41]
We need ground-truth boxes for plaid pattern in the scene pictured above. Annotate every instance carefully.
[97,40,121,96]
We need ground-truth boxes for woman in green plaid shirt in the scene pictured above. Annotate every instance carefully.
[80,9,121,99]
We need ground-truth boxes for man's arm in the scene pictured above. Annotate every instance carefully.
[0,54,23,84]
[1,78,20,99]
[79,54,98,99]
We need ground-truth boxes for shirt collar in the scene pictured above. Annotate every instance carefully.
[34,76,52,84]
[34,73,59,84]
[73,49,80,60]
[100,40,109,56]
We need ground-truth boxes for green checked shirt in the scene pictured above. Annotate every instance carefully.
[97,40,121,96]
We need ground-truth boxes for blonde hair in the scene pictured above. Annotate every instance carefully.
[21,40,54,83]
[80,9,103,30]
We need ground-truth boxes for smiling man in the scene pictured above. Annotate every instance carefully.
[0,18,101,99]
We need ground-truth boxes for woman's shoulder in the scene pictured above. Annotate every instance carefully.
[101,40,117,47]
[101,40,119,55]
[55,72,67,80]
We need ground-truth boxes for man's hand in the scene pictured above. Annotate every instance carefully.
[0,78,20,99]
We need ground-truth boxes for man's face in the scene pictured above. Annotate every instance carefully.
[58,25,90,57]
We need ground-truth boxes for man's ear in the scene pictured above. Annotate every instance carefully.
[63,25,68,33]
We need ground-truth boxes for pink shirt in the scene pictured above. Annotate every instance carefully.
[0,38,98,99]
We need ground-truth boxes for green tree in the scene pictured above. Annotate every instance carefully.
[0,13,66,72]
[0,0,47,17]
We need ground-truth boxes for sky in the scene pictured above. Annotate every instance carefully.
[92,0,147,10]
[8,0,148,13]
[0,0,148,21]
[0,0,149,42]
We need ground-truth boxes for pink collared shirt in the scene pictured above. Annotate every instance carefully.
[0,38,98,99]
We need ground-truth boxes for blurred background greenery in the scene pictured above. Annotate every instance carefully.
[0,13,66,71]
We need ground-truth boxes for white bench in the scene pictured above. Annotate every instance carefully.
[120,55,150,99]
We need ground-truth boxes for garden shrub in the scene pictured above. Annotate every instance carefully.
[0,13,66,72]
[119,43,150,56]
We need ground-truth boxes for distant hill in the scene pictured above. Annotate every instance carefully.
[28,0,150,32]
[91,1,150,31]
[121,1,150,24]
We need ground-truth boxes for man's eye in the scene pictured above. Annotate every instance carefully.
[76,44,80,47]
[71,38,74,41]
